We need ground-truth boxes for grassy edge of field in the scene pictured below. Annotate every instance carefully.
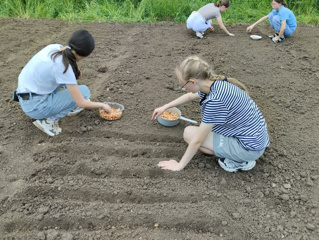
[0,0,318,26]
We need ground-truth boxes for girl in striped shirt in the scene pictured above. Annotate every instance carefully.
[152,56,269,172]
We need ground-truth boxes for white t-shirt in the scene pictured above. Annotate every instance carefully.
[17,44,77,94]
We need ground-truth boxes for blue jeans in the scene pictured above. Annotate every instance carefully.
[18,85,90,120]
[268,13,294,37]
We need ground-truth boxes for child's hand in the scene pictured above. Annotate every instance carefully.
[101,103,112,113]
[272,35,280,41]
[246,25,253,32]
[157,160,183,171]
[210,26,214,31]
[152,106,166,120]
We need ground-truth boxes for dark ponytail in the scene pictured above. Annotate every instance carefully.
[51,30,95,79]
[215,0,230,8]
[274,0,287,7]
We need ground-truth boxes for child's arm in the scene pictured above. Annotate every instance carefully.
[152,92,199,120]
[217,17,234,36]
[273,20,286,40]
[209,19,214,31]
[246,15,268,32]
[66,84,112,112]
[157,122,214,171]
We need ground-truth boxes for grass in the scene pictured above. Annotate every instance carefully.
[0,0,318,26]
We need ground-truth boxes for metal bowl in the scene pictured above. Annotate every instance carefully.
[157,107,181,127]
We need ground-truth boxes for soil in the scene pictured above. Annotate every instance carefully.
[0,18,318,240]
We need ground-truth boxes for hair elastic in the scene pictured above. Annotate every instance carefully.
[66,45,71,50]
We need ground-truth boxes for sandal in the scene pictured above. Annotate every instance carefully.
[272,36,285,43]
[269,33,278,39]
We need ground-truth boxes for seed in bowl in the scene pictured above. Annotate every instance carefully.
[99,108,122,120]
[160,111,179,120]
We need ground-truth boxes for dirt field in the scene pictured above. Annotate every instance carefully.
[0,18,318,240]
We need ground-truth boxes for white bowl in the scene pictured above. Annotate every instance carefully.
[250,35,262,40]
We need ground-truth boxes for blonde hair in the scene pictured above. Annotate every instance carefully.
[176,56,248,93]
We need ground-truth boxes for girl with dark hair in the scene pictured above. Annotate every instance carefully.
[152,56,269,172]
[246,0,297,43]
[15,30,112,136]
[186,0,234,39]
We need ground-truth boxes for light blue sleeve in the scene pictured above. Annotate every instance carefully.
[279,8,290,21]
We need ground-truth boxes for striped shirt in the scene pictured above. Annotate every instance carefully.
[199,80,269,151]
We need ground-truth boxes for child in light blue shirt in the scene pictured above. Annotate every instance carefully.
[247,0,297,43]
